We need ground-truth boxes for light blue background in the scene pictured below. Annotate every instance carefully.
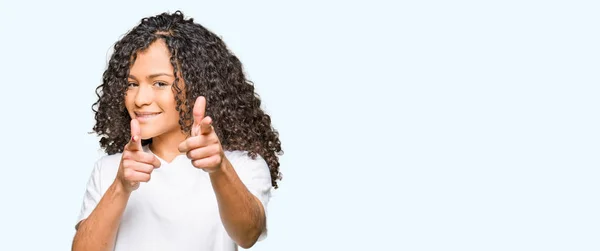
[0,1,598,250]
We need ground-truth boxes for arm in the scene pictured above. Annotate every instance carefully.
[209,158,266,249]
[72,181,130,251]
[72,119,160,251]
[179,96,271,248]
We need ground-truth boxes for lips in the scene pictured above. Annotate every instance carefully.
[135,111,161,116]
[135,111,162,122]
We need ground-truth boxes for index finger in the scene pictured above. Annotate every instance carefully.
[192,96,206,136]
[127,119,143,151]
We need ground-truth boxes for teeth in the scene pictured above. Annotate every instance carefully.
[137,113,160,117]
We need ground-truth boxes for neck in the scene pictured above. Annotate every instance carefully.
[149,130,188,163]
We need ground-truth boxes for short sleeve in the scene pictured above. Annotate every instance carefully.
[230,152,273,241]
[75,161,103,230]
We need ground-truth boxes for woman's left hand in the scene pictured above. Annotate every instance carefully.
[178,96,225,173]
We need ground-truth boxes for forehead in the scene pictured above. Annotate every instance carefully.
[129,40,174,76]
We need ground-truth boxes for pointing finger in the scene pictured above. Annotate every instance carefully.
[192,96,206,136]
[128,119,142,151]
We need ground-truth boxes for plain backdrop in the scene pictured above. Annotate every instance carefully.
[0,1,598,250]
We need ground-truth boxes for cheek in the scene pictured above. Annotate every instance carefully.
[124,92,135,113]
[157,92,180,118]
[159,93,178,111]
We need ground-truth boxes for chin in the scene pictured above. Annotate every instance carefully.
[140,132,158,140]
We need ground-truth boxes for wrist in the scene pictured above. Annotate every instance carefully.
[112,179,133,196]
[209,157,230,179]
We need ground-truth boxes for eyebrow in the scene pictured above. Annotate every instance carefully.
[128,73,174,80]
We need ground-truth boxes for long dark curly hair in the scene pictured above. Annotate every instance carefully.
[91,11,283,188]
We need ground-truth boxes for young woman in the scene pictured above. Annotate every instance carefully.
[72,11,283,251]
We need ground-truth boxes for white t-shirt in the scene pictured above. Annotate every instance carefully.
[76,145,273,251]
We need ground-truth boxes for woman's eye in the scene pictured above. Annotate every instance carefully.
[127,82,138,88]
[155,82,169,87]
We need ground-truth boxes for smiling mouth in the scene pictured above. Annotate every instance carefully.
[135,112,162,119]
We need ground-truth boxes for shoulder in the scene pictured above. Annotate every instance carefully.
[95,152,122,170]
[225,150,270,179]
[225,150,267,167]
[91,152,122,181]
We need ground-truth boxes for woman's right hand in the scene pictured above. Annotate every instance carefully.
[116,119,161,192]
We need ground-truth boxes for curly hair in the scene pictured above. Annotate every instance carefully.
[91,10,283,188]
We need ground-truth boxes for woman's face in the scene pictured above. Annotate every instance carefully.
[125,39,182,140]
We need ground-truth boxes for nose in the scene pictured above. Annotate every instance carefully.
[134,84,154,107]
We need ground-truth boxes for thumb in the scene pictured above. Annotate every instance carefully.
[129,119,142,151]
[192,96,206,136]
